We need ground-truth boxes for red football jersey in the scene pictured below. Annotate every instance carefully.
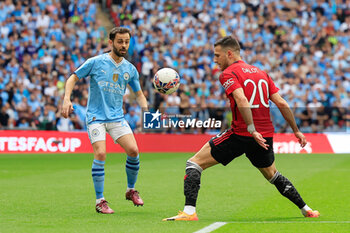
[219,60,279,137]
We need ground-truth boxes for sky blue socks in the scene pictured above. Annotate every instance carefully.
[92,159,105,199]
[92,155,139,199]
[125,155,140,189]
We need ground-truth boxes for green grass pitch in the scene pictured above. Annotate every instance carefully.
[1,153,349,233]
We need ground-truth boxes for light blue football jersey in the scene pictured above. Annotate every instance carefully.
[74,53,141,125]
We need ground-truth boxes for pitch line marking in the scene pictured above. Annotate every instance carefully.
[193,222,227,233]
[228,221,350,223]
[194,221,350,233]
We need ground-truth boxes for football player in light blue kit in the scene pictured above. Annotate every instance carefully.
[62,27,148,214]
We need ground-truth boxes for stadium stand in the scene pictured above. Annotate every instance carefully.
[0,0,349,133]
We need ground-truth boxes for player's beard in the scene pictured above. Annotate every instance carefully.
[220,60,229,71]
[113,44,127,58]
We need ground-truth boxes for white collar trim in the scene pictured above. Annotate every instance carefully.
[107,53,124,68]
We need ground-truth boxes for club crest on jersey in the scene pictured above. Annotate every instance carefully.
[113,73,118,82]
[92,128,100,137]
[123,72,130,80]
[222,78,234,90]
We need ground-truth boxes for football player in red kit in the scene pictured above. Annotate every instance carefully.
[163,36,320,221]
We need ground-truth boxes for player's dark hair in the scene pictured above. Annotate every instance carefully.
[214,36,241,53]
[109,27,131,41]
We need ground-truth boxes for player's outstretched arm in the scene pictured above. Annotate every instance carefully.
[270,93,307,148]
[134,90,148,111]
[62,74,79,118]
[232,88,269,150]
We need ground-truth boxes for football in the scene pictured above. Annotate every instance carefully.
[153,68,180,95]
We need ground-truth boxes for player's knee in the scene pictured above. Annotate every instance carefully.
[188,143,213,170]
[266,172,275,181]
[188,157,205,170]
[186,160,203,173]
[127,147,139,157]
[268,170,280,183]
[259,164,277,181]
[95,151,106,161]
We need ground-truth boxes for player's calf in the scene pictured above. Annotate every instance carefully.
[269,171,306,208]
[163,160,202,221]
[184,160,203,207]
[269,171,319,217]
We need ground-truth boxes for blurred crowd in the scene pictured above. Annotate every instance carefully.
[0,0,104,131]
[116,0,350,133]
[0,0,349,134]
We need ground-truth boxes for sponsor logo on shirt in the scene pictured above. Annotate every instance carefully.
[222,78,235,90]
[98,81,125,94]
